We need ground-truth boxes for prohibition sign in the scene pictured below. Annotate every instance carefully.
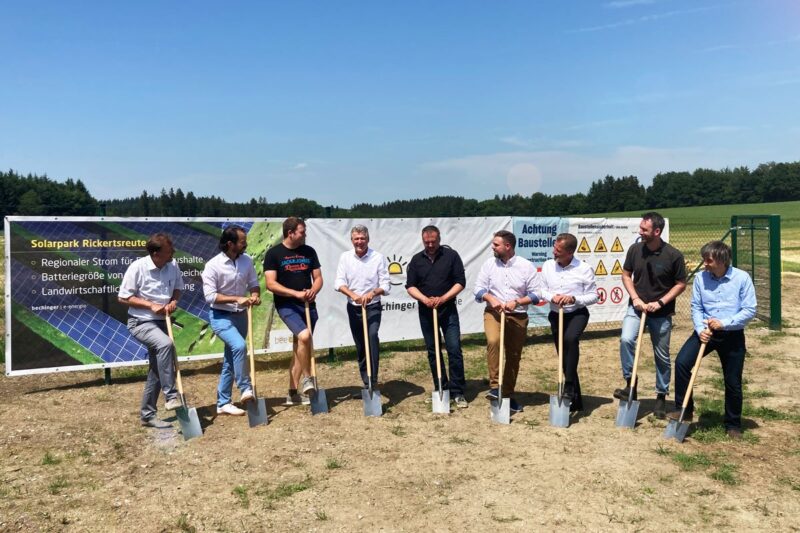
[597,287,607,305]
[610,287,624,304]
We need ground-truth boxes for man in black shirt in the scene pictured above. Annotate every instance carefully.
[405,225,468,408]
[616,212,687,418]
[264,217,323,404]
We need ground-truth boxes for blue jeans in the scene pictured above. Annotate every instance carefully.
[674,330,746,430]
[418,303,465,396]
[619,305,673,395]
[209,309,252,408]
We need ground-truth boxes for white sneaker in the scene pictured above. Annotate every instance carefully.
[217,403,245,416]
[301,393,311,405]
[164,398,182,411]
[300,376,315,395]
[240,389,254,404]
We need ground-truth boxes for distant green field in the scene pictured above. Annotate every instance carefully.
[582,200,800,273]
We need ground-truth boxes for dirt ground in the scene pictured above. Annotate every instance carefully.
[2,278,800,532]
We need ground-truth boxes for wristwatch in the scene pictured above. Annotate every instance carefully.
[657,299,665,308]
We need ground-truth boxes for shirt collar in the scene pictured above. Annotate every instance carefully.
[352,248,372,260]
[711,266,733,281]
[556,257,580,269]
[145,255,159,270]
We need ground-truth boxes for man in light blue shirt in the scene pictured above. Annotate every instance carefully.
[670,241,756,439]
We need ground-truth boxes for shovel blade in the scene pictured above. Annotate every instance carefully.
[361,388,383,417]
[490,398,511,425]
[176,406,203,440]
[310,388,329,415]
[615,400,640,428]
[663,419,690,442]
[246,397,269,427]
[549,394,571,428]
[432,390,450,414]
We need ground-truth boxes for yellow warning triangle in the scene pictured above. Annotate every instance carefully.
[594,237,607,253]
[611,259,624,275]
[577,237,591,253]
[611,236,625,253]
[595,260,608,276]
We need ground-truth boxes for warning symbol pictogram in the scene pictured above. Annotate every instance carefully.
[597,287,607,305]
[610,287,624,304]
[611,259,624,275]
[577,237,591,253]
[594,237,607,253]
[595,260,608,276]
[611,237,625,253]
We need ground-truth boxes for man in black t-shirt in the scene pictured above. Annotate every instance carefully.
[405,225,468,408]
[615,212,687,418]
[264,217,323,404]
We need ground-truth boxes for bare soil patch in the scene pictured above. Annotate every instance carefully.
[2,278,800,532]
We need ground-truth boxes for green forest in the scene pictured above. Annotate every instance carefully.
[2,160,799,219]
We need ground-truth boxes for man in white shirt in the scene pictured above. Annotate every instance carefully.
[539,233,598,412]
[473,230,540,413]
[118,233,184,428]
[334,225,391,390]
[202,225,261,416]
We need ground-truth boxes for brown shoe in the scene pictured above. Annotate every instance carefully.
[726,428,743,440]
[667,409,694,423]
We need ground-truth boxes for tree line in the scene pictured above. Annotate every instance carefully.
[2,161,799,219]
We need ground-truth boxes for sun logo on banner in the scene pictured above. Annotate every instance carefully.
[387,254,408,286]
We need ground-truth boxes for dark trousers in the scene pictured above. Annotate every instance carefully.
[548,307,590,409]
[418,303,465,396]
[346,303,382,387]
[674,330,746,430]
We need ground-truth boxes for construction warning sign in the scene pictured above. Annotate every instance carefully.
[595,260,608,276]
[594,237,607,253]
[577,237,591,253]
[611,259,624,275]
[611,236,625,253]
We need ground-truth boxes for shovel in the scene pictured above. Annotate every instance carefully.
[360,304,382,417]
[616,310,646,428]
[431,307,450,414]
[165,312,202,440]
[663,340,707,442]
[245,306,268,427]
[490,310,511,425]
[305,302,328,415]
[549,306,571,427]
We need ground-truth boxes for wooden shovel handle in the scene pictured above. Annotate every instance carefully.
[304,302,317,379]
[629,310,647,390]
[557,306,564,390]
[681,341,708,410]
[498,310,506,398]
[165,312,185,397]
[247,305,257,396]
[362,304,372,380]
[433,307,443,381]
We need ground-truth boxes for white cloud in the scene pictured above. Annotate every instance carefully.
[420,145,750,197]
[292,162,308,170]
[605,0,658,8]
[569,6,717,33]
[696,125,747,134]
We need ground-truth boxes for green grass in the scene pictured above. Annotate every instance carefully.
[448,435,475,445]
[258,480,311,502]
[315,510,329,521]
[711,463,740,485]
[672,452,713,471]
[48,476,69,495]
[42,451,62,465]
[176,513,197,533]
[390,425,407,437]
[325,458,344,470]
[232,485,249,508]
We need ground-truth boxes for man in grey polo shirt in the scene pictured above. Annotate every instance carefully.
[118,232,184,428]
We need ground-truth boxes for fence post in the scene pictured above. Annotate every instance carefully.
[769,215,782,330]
[730,216,738,268]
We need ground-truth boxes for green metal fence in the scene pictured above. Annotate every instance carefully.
[731,215,781,330]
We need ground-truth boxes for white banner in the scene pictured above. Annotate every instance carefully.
[292,217,513,350]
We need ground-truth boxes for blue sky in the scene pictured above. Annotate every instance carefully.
[2,0,798,207]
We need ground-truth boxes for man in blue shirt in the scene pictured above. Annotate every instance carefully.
[669,241,756,439]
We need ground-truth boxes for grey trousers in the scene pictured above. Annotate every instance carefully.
[128,318,178,421]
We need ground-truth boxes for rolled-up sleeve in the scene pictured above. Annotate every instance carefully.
[452,253,466,287]
[576,268,598,307]
[473,261,490,303]
[334,254,348,292]
[246,264,259,292]
[118,265,138,299]
[202,265,217,304]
